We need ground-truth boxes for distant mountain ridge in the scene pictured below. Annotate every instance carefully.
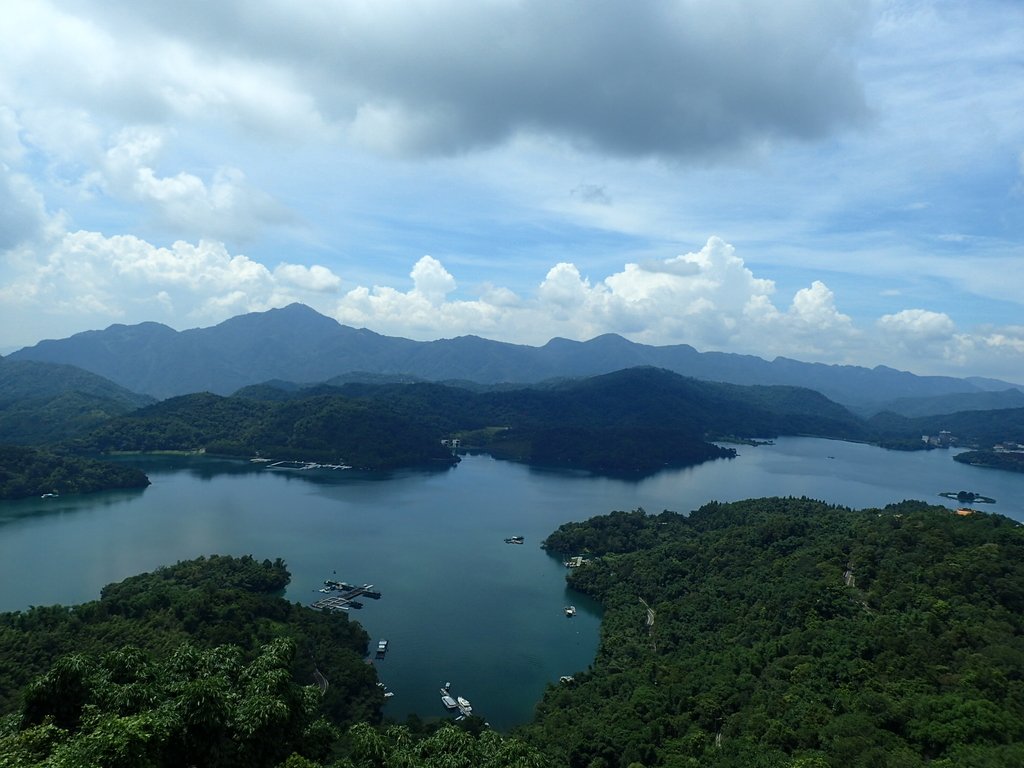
[10,303,1022,405]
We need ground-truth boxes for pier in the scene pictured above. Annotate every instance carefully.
[252,458,352,470]
[311,581,382,612]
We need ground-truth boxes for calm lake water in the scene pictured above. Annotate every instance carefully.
[1,437,1023,729]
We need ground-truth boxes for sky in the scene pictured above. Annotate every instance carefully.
[1,1,1023,382]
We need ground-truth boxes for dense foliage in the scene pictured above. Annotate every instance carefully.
[73,392,458,470]
[86,370,872,479]
[527,498,1024,767]
[0,555,379,727]
[954,450,1024,473]
[0,357,153,445]
[0,638,338,768]
[0,445,150,499]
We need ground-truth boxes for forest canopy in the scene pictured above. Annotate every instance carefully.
[525,498,1024,768]
[0,445,150,500]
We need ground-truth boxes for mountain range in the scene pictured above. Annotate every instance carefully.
[9,302,1022,408]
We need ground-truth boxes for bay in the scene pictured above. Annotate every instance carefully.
[1,437,1022,729]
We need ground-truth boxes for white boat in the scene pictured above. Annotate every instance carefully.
[441,694,458,709]
[565,605,577,617]
[457,696,472,710]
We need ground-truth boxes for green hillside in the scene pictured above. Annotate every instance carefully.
[0,555,550,768]
[78,368,870,476]
[526,498,1024,767]
[4,501,1024,766]
[0,358,153,445]
[0,445,150,500]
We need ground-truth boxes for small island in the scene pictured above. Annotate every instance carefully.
[939,489,996,504]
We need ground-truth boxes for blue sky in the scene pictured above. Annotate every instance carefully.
[1,0,1023,381]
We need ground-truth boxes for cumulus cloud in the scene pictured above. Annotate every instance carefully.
[33,0,870,160]
[3,228,1023,381]
[83,127,293,241]
[878,308,956,341]
[410,256,457,305]
[875,308,966,366]
[274,264,342,293]
[0,229,342,345]
[328,238,860,361]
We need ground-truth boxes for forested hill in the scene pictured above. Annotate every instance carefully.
[0,555,553,767]
[0,561,382,757]
[0,445,150,500]
[528,498,1024,767]
[0,357,154,444]
[868,406,1024,448]
[77,368,868,475]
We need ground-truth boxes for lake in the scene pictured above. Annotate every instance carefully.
[1,437,1023,729]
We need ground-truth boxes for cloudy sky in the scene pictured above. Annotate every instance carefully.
[2,1,1023,381]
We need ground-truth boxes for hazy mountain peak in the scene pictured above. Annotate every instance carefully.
[8,304,1022,405]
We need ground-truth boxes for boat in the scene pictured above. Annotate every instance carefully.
[384,691,395,698]
[457,696,472,712]
[565,605,576,617]
[503,535,524,544]
[375,639,388,657]
[441,694,458,710]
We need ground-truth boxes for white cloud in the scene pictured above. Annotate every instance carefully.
[332,239,858,361]
[81,127,293,241]
[1,0,1022,386]
[878,308,956,340]
[0,229,342,345]
[874,308,970,368]
[3,228,1023,381]
[273,264,342,293]
[410,256,457,305]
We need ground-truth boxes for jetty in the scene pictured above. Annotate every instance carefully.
[252,458,352,470]
[311,581,382,612]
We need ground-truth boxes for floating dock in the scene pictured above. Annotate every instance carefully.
[311,581,382,611]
